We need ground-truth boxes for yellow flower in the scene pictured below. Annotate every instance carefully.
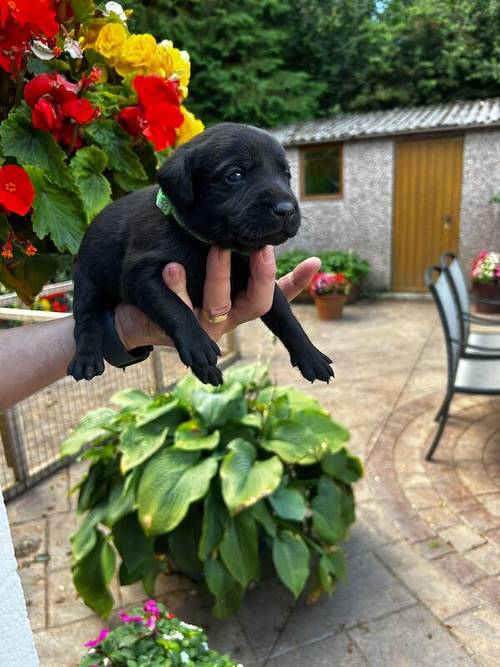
[177,107,204,145]
[93,23,128,64]
[159,40,191,98]
[38,298,51,312]
[150,43,173,79]
[80,19,107,51]
[114,33,158,77]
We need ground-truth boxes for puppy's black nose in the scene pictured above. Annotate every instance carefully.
[272,200,296,220]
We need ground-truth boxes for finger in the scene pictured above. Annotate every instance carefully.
[278,256,321,302]
[239,245,276,318]
[203,247,232,318]
[162,263,192,308]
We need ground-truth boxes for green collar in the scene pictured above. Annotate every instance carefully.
[156,189,211,245]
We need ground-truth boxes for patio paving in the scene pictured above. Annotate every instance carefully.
[6,299,500,666]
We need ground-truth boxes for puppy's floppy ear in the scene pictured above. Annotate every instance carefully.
[157,147,196,210]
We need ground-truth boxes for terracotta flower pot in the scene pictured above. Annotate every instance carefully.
[314,293,346,320]
[472,283,500,314]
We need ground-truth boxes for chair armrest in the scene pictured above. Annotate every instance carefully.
[463,313,500,326]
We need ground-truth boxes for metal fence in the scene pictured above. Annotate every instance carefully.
[0,284,240,501]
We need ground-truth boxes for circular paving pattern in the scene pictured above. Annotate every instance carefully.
[368,393,500,611]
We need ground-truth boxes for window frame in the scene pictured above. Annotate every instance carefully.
[299,142,344,201]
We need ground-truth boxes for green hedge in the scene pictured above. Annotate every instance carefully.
[276,250,370,285]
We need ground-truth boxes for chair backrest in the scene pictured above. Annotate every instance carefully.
[440,252,471,339]
[425,265,463,385]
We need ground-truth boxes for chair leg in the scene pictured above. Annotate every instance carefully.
[426,394,453,461]
[434,398,448,422]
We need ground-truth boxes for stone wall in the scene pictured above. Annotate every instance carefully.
[282,128,500,290]
[459,128,500,279]
[282,139,394,289]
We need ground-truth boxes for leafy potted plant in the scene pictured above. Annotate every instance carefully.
[80,599,241,666]
[471,250,500,313]
[308,271,351,320]
[0,0,203,304]
[62,363,362,618]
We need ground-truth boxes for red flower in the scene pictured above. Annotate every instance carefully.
[25,241,37,256]
[32,97,62,132]
[24,72,78,107]
[61,97,98,125]
[80,66,102,89]
[0,18,31,73]
[117,106,145,137]
[0,164,35,216]
[118,76,183,151]
[59,123,84,150]
[0,0,59,38]
[1,238,13,260]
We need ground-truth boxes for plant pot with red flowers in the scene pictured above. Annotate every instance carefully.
[470,250,500,314]
[0,1,203,304]
[308,271,351,320]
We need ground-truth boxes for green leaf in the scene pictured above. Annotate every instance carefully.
[272,530,310,598]
[262,419,323,465]
[119,421,168,473]
[110,388,152,409]
[113,512,155,581]
[137,449,218,535]
[113,170,149,193]
[104,472,139,527]
[269,487,306,522]
[191,382,247,430]
[0,253,59,305]
[318,551,346,593]
[219,512,259,587]
[220,439,283,514]
[71,505,106,563]
[168,509,203,576]
[173,374,205,405]
[198,483,230,560]
[135,396,186,427]
[295,410,350,453]
[73,529,115,618]
[69,0,95,22]
[321,448,363,484]
[311,476,347,544]
[0,103,72,187]
[84,120,148,181]
[204,558,244,618]
[70,146,112,223]
[249,500,277,538]
[61,408,117,457]
[224,362,271,390]
[174,420,220,451]
[27,166,86,254]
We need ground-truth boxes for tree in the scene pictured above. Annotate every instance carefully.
[127,0,325,128]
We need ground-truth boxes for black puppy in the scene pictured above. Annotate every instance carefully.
[68,123,333,386]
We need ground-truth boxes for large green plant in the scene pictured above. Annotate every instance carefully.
[62,363,362,618]
[276,250,370,285]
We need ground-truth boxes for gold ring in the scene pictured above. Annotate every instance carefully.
[204,310,229,325]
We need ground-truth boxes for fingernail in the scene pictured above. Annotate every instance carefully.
[167,264,181,281]
[262,246,275,264]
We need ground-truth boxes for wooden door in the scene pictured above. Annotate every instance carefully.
[393,135,463,291]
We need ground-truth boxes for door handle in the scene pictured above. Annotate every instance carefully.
[443,214,452,229]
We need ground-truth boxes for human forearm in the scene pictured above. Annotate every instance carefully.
[0,316,76,411]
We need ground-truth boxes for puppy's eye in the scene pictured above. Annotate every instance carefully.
[225,170,245,184]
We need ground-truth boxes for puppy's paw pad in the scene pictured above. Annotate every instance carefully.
[293,346,334,384]
[176,330,221,368]
[192,364,223,386]
[68,355,105,381]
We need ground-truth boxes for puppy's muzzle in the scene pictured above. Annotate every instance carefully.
[271,199,299,235]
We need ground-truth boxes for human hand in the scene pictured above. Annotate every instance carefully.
[114,246,320,350]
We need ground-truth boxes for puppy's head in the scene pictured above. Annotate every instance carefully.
[157,123,300,251]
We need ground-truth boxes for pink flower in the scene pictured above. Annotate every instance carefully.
[143,599,161,617]
[145,614,157,631]
[118,611,144,624]
[84,627,110,648]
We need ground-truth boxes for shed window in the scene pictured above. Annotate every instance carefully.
[301,144,342,199]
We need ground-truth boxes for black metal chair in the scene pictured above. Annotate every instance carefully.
[440,252,500,353]
[424,265,500,461]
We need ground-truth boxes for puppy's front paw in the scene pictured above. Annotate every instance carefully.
[68,354,105,381]
[174,329,221,369]
[291,346,334,383]
[192,364,223,386]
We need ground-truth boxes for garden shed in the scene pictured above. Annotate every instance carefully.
[272,97,500,291]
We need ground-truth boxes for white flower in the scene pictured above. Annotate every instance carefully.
[180,50,190,62]
[31,40,55,60]
[201,641,209,652]
[180,650,190,664]
[179,621,198,631]
[103,659,111,667]
[64,37,83,59]
[160,39,173,49]
[162,631,184,641]
[103,1,127,22]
